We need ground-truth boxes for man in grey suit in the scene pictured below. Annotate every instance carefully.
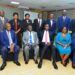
[22,24,39,64]
[0,11,8,31]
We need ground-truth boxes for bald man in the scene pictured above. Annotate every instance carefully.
[0,23,21,71]
[57,10,70,32]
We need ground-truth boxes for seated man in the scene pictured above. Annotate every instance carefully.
[22,24,39,64]
[72,33,75,69]
[38,24,58,69]
[0,23,21,71]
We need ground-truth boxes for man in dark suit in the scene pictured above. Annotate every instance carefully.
[22,13,32,32]
[57,10,70,32]
[0,23,21,71]
[70,19,75,69]
[38,24,58,69]
[33,14,44,32]
[9,12,22,48]
[46,13,56,42]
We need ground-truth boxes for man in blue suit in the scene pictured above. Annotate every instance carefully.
[0,23,21,71]
[46,13,56,42]
[57,10,70,32]
[0,11,8,54]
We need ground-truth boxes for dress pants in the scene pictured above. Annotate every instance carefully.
[24,45,39,61]
[39,43,56,63]
[1,45,20,63]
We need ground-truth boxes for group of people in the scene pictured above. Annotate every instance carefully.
[0,9,75,71]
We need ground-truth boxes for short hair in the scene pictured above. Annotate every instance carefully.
[25,13,30,17]
[13,12,19,16]
[27,24,32,27]
[61,26,68,32]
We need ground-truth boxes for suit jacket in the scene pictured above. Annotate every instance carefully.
[0,17,8,31]
[57,16,70,30]
[9,19,22,31]
[70,19,75,33]
[46,19,56,34]
[22,30,39,45]
[22,19,32,32]
[33,19,45,32]
[1,30,17,48]
[38,30,53,45]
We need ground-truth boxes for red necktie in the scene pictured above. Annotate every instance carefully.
[15,20,18,31]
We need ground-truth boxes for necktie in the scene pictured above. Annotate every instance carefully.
[39,20,41,27]
[45,31,48,44]
[15,20,18,31]
[29,32,32,44]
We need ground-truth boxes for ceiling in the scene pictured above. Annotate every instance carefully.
[0,0,75,10]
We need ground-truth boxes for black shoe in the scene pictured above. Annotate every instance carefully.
[38,62,42,69]
[64,61,68,67]
[25,61,29,64]
[14,61,21,66]
[34,59,38,64]
[0,63,6,71]
[52,62,58,69]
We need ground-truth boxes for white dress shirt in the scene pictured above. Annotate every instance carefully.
[28,31,34,44]
[50,19,53,27]
[42,30,50,44]
[38,18,42,27]
[0,17,5,24]
[63,16,66,21]
[6,30,13,48]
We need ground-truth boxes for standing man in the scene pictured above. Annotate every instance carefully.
[38,24,58,69]
[46,13,57,42]
[33,14,44,32]
[57,10,70,32]
[0,23,21,71]
[23,24,39,64]
[9,12,22,48]
[0,11,8,31]
[22,13,32,32]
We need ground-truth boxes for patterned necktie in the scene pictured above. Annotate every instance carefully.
[29,32,32,44]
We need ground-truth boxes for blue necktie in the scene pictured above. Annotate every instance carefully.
[29,32,32,44]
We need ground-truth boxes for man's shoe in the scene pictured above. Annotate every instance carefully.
[34,59,38,64]
[0,63,6,71]
[52,62,58,69]
[38,62,42,69]
[25,61,29,64]
[72,63,75,69]
[14,61,21,66]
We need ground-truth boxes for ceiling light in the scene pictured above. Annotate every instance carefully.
[11,1,20,5]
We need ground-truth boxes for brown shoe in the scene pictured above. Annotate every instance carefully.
[72,63,75,69]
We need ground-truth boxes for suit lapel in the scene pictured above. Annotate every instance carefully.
[4,30,9,42]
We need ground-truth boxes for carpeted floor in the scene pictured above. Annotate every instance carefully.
[0,51,75,75]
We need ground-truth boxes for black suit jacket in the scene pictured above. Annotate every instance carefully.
[70,19,75,33]
[38,30,53,45]
[46,19,56,34]
[21,19,32,32]
[33,19,45,32]
[9,19,22,31]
